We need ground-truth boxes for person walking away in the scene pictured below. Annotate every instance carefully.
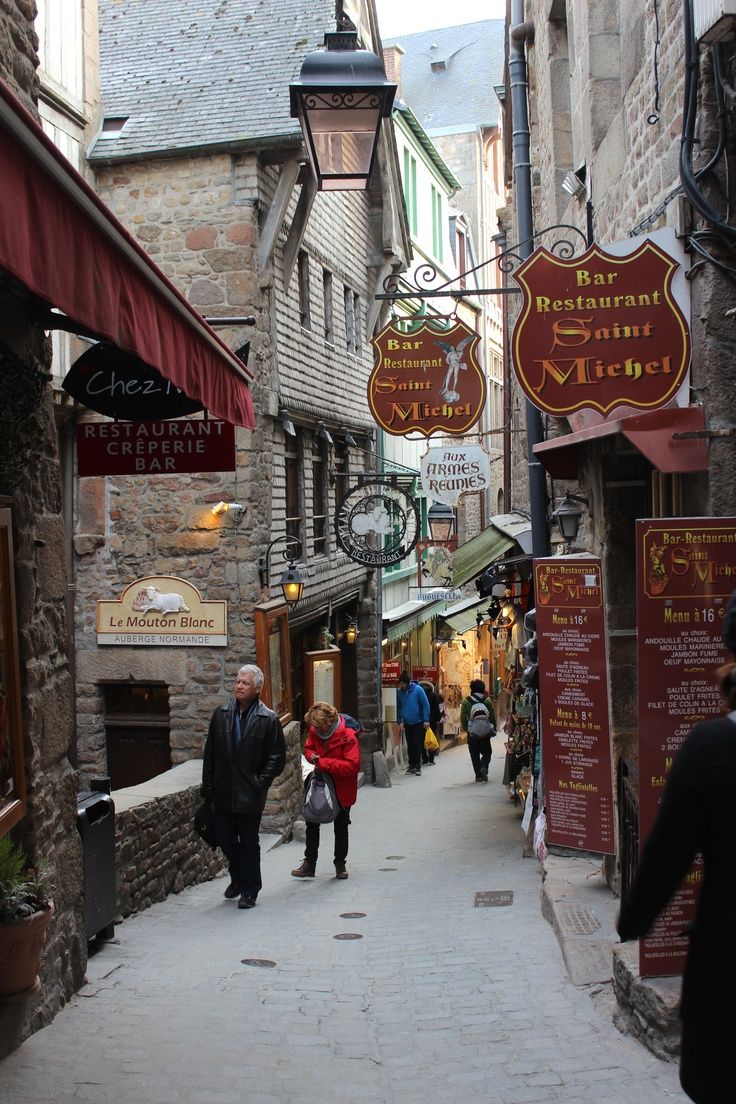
[461,679,496,782]
[396,672,430,776]
[291,702,360,879]
[202,664,285,909]
[617,658,736,1104]
[419,680,441,766]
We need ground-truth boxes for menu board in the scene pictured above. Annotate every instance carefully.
[636,518,734,977]
[535,557,615,854]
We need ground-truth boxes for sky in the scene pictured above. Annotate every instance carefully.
[374,0,506,39]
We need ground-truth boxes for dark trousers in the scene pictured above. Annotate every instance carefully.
[404,722,425,770]
[214,809,263,898]
[305,807,350,865]
[468,737,492,779]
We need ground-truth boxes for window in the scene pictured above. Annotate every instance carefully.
[353,293,362,354]
[312,437,328,556]
[103,683,171,789]
[431,186,444,262]
[298,250,311,329]
[344,286,355,353]
[332,439,350,499]
[323,269,334,344]
[285,430,303,546]
[403,148,418,235]
[457,227,467,288]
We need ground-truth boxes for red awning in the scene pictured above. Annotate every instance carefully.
[533,405,708,479]
[0,79,254,429]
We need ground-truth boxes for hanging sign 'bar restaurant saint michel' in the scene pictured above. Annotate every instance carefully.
[368,318,485,437]
[511,239,691,417]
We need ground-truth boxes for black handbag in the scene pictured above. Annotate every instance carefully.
[193,799,217,848]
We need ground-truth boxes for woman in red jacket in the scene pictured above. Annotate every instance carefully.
[291,702,360,880]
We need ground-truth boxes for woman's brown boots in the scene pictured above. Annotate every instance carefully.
[334,861,348,880]
[291,859,316,878]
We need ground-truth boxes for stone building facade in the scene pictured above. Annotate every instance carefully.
[0,0,86,1058]
[504,0,736,885]
[70,0,408,800]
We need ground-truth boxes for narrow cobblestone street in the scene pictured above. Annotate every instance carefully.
[2,744,686,1104]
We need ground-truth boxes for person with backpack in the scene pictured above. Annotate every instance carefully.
[419,679,441,766]
[461,678,496,782]
[291,702,360,880]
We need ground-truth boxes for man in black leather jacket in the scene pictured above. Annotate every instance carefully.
[202,664,285,909]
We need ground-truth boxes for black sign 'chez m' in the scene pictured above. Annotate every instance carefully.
[62,342,204,420]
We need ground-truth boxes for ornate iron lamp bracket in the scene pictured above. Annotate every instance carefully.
[375,223,589,304]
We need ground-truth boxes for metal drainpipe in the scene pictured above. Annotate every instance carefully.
[509,1,549,557]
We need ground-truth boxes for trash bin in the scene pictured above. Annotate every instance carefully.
[76,783,116,941]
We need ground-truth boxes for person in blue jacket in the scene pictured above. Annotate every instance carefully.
[396,672,430,776]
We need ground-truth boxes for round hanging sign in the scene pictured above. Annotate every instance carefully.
[335,478,419,567]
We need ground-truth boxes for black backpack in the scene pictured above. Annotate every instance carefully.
[468,697,494,739]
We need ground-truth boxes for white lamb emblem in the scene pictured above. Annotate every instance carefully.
[131,586,190,616]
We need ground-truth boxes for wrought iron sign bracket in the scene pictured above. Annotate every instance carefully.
[374,223,589,304]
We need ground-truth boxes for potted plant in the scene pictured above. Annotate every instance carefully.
[0,835,54,1004]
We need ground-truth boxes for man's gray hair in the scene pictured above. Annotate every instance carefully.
[238,664,264,691]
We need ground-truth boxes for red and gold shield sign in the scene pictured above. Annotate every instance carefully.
[511,241,691,418]
[369,318,485,437]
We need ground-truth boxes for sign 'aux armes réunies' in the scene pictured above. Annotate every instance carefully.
[511,240,691,417]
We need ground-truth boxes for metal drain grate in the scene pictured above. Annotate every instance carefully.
[556,902,601,935]
[340,912,366,919]
[385,855,405,860]
[334,932,363,940]
[241,958,277,968]
[474,890,514,908]
[378,867,398,871]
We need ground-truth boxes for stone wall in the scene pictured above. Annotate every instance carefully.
[0,0,86,1059]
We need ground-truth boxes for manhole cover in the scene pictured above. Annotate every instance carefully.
[334,932,363,940]
[556,902,601,935]
[474,890,514,908]
[385,855,405,860]
[379,867,398,871]
[241,958,277,968]
[340,912,366,919]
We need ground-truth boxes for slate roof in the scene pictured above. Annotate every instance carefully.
[383,20,505,136]
[90,0,335,161]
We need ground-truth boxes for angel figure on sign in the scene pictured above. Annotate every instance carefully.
[437,334,473,402]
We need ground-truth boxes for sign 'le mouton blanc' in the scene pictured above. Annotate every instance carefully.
[369,318,485,437]
[512,239,691,417]
[97,577,227,646]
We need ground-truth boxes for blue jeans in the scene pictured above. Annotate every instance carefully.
[214,809,262,898]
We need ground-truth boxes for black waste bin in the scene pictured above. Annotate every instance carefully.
[77,786,116,941]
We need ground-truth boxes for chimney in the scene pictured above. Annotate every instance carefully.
[383,43,404,98]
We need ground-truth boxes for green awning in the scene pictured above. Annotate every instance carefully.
[383,598,446,643]
[442,595,487,634]
[452,528,514,587]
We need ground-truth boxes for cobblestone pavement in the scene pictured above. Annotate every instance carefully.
[2,743,687,1104]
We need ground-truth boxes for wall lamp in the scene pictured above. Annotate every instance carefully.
[427,500,456,543]
[344,618,359,645]
[550,491,592,544]
[211,501,245,517]
[290,30,396,191]
[280,408,296,436]
[561,166,586,199]
[258,535,306,606]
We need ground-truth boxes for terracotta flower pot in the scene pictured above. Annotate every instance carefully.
[0,901,54,1005]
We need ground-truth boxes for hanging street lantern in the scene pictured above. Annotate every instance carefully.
[427,501,456,544]
[290,30,396,192]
